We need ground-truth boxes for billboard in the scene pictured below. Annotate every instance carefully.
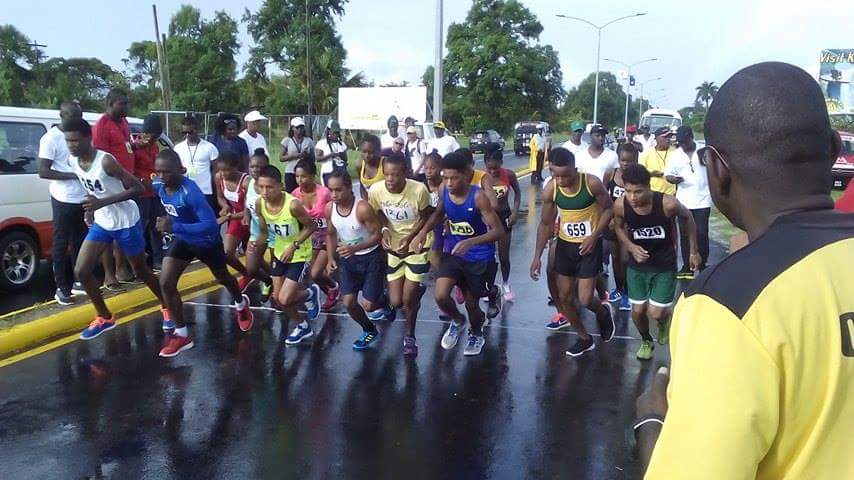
[338,87,427,130]
[819,49,854,113]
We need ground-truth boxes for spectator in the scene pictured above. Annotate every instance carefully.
[380,115,402,149]
[174,116,220,213]
[561,121,588,155]
[211,116,249,167]
[280,116,314,193]
[239,110,268,156]
[639,127,677,195]
[638,125,655,150]
[314,119,348,186]
[404,125,429,181]
[625,124,645,151]
[38,101,87,305]
[429,121,460,158]
[132,113,166,271]
[666,126,711,279]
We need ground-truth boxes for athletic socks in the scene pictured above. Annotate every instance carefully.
[639,330,653,342]
[175,326,189,337]
[299,320,309,329]
[234,297,247,310]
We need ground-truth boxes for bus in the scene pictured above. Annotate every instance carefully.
[640,109,683,131]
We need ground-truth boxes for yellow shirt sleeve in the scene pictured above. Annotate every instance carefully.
[367,183,380,211]
[646,295,780,479]
[414,182,430,211]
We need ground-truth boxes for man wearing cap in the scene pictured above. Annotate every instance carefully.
[665,126,711,278]
[280,116,314,192]
[562,121,588,155]
[404,125,428,180]
[640,127,677,195]
[575,124,619,182]
[381,115,402,149]
[239,110,268,156]
[638,125,655,151]
[625,124,644,152]
[315,119,348,186]
[429,121,460,158]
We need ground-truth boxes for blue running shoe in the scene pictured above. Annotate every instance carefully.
[80,316,116,340]
[619,295,631,311]
[608,288,622,302]
[545,314,570,331]
[285,323,314,345]
[353,329,380,351]
[366,308,384,321]
[304,284,321,320]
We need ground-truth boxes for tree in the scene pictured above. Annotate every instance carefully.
[695,81,718,110]
[244,0,350,114]
[29,58,125,111]
[562,72,628,130]
[0,25,44,106]
[440,0,565,134]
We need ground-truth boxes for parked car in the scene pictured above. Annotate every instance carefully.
[513,121,551,156]
[469,129,505,153]
[0,106,155,291]
[832,131,854,189]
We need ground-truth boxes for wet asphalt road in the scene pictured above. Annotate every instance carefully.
[0,174,726,479]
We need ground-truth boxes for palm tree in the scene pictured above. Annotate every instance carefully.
[695,81,719,110]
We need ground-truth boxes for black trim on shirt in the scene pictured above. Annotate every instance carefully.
[684,209,854,319]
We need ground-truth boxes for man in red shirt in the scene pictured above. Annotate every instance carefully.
[835,179,854,213]
[134,114,165,270]
[93,88,138,286]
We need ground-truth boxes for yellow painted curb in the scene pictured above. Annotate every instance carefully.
[0,266,218,360]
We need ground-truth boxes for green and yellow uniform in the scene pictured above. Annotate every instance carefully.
[552,173,603,279]
[260,193,312,263]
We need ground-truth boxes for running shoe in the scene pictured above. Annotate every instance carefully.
[80,316,116,340]
[463,332,486,356]
[321,284,340,311]
[502,283,515,302]
[608,288,623,302]
[619,295,631,312]
[676,267,694,280]
[385,306,397,322]
[260,281,272,301]
[238,276,253,293]
[71,282,87,295]
[304,284,321,320]
[636,340,655,360]
[162,308,175,331]
[657,319,670,346]
[353,329,380,351]
[487,287,502,319]
[565,337,596,357]
[54,289,74,306]
[545,314,569,331]
[103,282,126,293]
[453,286,465,304]
[118,276,144,285]
[285,323,314,345]
[236,294,254,332]
[441,321,465,350]
[159,334,194,358]
[438,309,452,321]
[402,336,418,356]
[597,306,615,342]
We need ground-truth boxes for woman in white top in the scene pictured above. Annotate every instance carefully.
[314,120,348,186]
[279,116,314,193]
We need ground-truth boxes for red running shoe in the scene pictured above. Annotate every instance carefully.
[159,334,194,358]
[236,294,254,332]
[322,284,340,311]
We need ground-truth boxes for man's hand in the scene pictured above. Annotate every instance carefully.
[336,244,357,259]
[450,238,472,257]
[396,237,412,255]
[279,244,296,264]
[530,256,542,281]
[381,229,393,251]
[82,195,104,213]
[689,252,703,271]
[629,244,650,263]
[326,257,338,276]
[650,170,664,178]
[636,366,670,419]
[155,216,172,233]
[410,232,426,252]
[508,212,518,227]
[579,236,598,256]
[84,210,95,227]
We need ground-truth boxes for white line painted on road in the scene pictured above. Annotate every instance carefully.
[183,301,642,342]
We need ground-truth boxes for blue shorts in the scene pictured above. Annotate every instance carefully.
[86,221,146,257]
[339,248,385,303]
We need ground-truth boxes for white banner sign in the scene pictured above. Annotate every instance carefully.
[338,87,427,130]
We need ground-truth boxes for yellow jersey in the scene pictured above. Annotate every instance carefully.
[640,147,677,195]
[368,179,432,252]
[360,160,385,189]
[554,173,599,244]
[647,210,854,480]
[260,193,312,262]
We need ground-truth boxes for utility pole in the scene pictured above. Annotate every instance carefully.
[433,0,444,122]
[152,5,170,110]
[306,0,312,120]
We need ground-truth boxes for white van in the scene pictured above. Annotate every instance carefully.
[0,106,150,291]
[640,109,683,131]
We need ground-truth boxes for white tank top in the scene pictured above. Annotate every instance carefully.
[331,199,377,256]
[246,177,261,220]
[70,150,140,231]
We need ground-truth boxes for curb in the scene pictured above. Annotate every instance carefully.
[0,267,219,360]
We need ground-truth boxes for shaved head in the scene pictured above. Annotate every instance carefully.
[59,101,82,121]
[705,62,837,195]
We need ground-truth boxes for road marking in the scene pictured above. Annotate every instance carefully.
[183,300,642,342]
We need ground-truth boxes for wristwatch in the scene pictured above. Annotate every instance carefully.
[293,240,303,249]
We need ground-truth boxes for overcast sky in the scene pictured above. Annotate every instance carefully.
[6,0,851,111]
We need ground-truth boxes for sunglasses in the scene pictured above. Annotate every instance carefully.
[294,125,305,129]
[181,131,194,136]
[697,144,729,169]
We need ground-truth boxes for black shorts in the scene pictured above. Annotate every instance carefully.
[271,258,308,282]
[436,253,490,298]
[338,248,385,303]
[497,209,512,233]
[602,228,617,242]
[553,239,603,279]
[166,237,227,270]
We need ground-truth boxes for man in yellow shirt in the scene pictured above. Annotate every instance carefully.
[639,127,676,195]
[635,62,854,479]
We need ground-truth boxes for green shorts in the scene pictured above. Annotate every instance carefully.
[627,267,676,307]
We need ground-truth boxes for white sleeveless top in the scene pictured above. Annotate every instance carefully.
[246,177,261,220]
[70,150,140,231]
[331,199,377,256]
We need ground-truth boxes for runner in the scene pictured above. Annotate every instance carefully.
[152,150,255,358]
[530,147,615,357]
[61,118,169,340]
[292,159,339,311]
[359,134,384,199]
[612,164,700,360]
[412,151,505,356]
[368,154,433,356]
[325,170,388,350]
[422,152,445,275]
[214,152,252,290]
[254,165,321,345]
[484,145,521,302]
[605,143,639,312]
[242,149,274,301]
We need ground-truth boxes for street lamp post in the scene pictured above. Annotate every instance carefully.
[433,0,444,122]
[603,57,657,132]
[638,77,663,124]
[556,13,646,125]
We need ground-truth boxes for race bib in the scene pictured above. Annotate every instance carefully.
[493,185,508,199]
[162,203,178,217]
[80,177,105,194]
[611,185,625,198]
[562,221,591,239]
[382,205,415,222]
[314,217,327,229]
[633,226,666,240]
[271,223,293,237]
[125,142,133,154]
[449,221,475,236]
[429,192,439,208]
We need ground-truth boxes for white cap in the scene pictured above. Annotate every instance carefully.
[290,116,306,127]
[244,110,267,122]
